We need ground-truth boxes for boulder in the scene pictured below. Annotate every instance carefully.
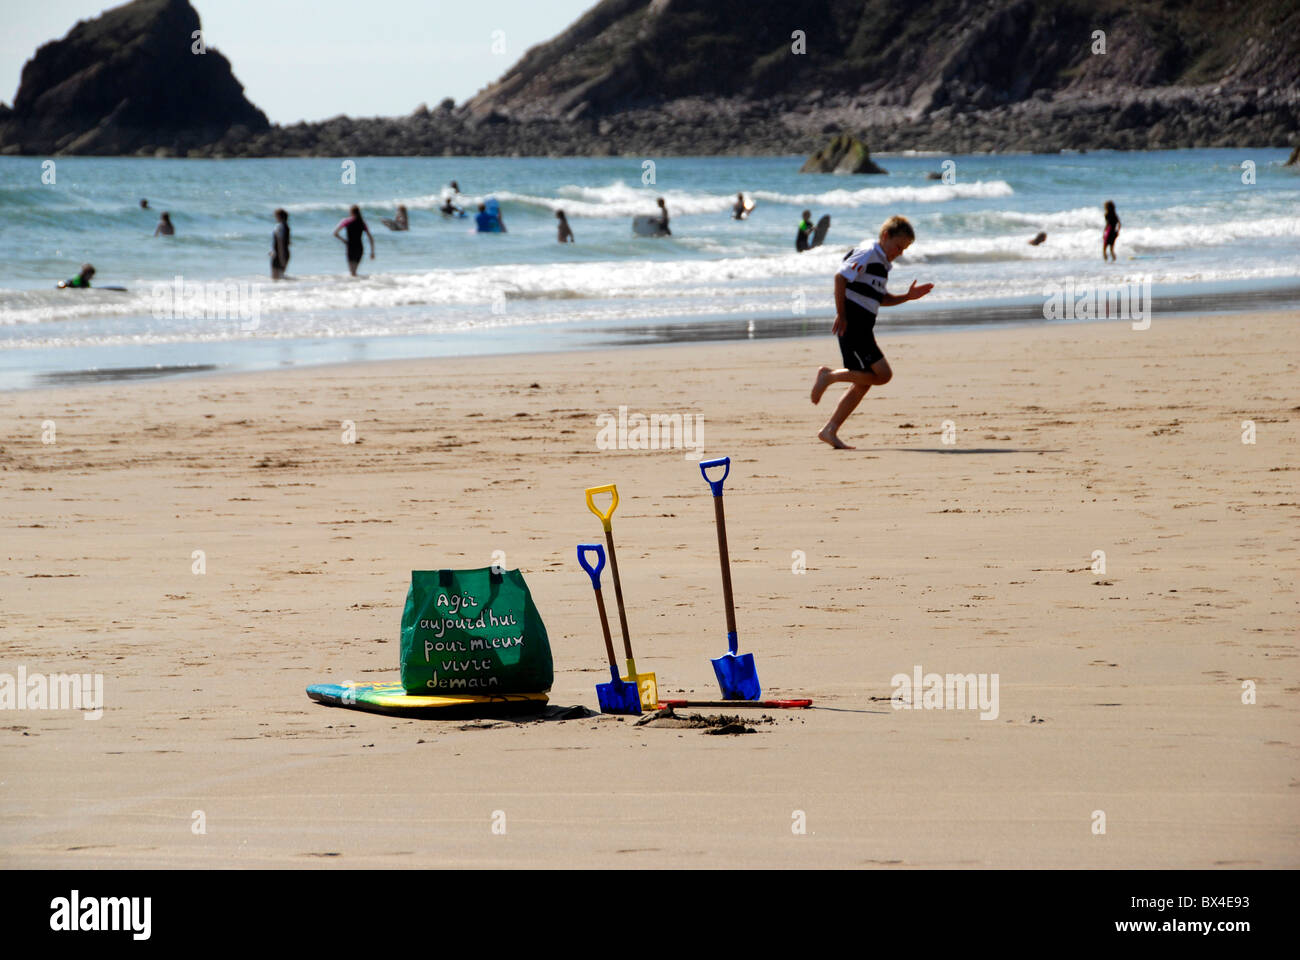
[799,134,887,174]
[0,0,267,155]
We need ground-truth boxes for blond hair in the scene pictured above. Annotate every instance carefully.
[880,216,915,241]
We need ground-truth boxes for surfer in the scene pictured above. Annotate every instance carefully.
[440,181,464,217]
[796,210,814,252]
[270,208,290,280]
[732,193,750,220]
[655,197,671,235]
[474,203,506,233]
[556,209,575,243]
[440,184,463,217]
[57,263,96,288]
[1102,201,1120,261]
[153,211,174,236]
[139,199,149,210]
[810,216,934,450]
[1029,231,1047,246]
[333,204,375,276]
[381,205,409,231]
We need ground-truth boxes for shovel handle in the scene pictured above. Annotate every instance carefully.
[699,457,730,497]
[576,543,605,590]
[585,484,619,531]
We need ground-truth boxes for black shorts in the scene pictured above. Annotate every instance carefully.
[838,316,883,372]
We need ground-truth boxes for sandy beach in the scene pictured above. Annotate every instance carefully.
[1,310,1296,869]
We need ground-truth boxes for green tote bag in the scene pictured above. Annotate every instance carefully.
[399,567,553,695]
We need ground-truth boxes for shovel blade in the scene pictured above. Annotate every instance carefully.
[597,678,643,715]
[712,652,761,700]
[623,671,659,710]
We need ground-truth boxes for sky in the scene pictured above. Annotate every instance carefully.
[0,0,596,123]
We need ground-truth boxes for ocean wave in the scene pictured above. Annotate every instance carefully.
[469,179,1017,218]
[3,216,1297,332]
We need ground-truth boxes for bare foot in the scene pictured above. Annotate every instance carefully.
[811,366,831,404]
[818,427,854,449]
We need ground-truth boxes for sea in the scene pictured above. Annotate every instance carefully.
[1,149,1297,389]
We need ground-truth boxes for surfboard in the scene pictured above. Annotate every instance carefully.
[810,214,831,249]
[307,681,548,718]
[633,215,669,236]
[379,218,407,231]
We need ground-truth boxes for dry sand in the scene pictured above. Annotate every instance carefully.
[1,310,1296,868]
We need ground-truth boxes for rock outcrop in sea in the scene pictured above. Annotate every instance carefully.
[0,0,267,156]
[800,135,887,174]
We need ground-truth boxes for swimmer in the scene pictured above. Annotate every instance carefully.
[556,209,574,243]
[57,263,96,288]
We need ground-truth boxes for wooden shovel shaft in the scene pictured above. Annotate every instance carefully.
[603,528,636,661]
[713,495,738,637]
[593,586,619,669]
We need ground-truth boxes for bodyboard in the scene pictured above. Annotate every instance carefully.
[633,215,668,236]
[810,214,831,248]
[307,681,547,718]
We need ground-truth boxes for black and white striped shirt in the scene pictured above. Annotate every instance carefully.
[838,241,891,319]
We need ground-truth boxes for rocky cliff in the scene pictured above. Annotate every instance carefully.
[465,0,1298,119]
[2,0,1295,157]
[0,0,267,155]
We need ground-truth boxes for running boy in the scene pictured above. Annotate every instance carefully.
[810,215,933,449]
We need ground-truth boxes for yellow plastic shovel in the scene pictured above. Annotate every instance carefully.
[585,483,659,709]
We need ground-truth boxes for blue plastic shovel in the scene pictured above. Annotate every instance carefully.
[699,457,762,700]
[577,543,642,715]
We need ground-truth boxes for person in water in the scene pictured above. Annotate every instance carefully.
[382,205,409,230]
[796,210,815,252]
[153,211,174,236]
[270,208,290,280]
[58,263,96,288]
[440,181,464,216]
[732,193,750,220]
[474,203,498,233]
[140,199,149,210]
[655,197,671,235]
[556,209,574,243]
[1029,231,1047,246]
[810,215,934,450]
[333,204,374,276]
[1102,201,1120,261]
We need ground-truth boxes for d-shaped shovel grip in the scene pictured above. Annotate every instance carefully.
[699,457,730,497]
[585,484,619,532]
[576,543,606,590]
